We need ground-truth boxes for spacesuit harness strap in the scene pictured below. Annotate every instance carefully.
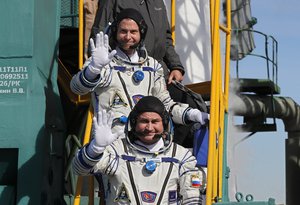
[157,143,177,204]
[120,155,179,163]
[121,138,141,205]
[113,66,154,72]
[117,71,134,109]
[116,68,153,110]
[120,138,178,204]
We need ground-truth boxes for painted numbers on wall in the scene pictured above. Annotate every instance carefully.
[0,66,28,94]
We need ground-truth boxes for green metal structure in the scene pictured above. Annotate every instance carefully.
[1,0,299,205]
[0,0,65,204]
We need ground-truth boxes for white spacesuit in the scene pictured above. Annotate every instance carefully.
[70,45,190,132]
[73,96,204,204]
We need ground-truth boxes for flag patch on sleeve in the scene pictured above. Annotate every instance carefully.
[191,174,201,188]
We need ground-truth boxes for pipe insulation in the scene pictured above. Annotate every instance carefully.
[229,94,300,132]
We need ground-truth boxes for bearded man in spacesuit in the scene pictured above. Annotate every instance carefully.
[70,8,209,136]
[73,96,204,204]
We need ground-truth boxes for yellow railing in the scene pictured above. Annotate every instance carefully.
[57,0,89,106]
[78,0,84,70]
[57,58,90,106]
[73,104,95,205]
[73,0,95,204]
[206,0,231,205]
[170,1,231,204]
[170,0,176,45]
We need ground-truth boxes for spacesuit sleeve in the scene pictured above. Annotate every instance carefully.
[72,144,103,176]
[93,142,120,176]
[70,59,113,95]
[178,150,203,204]
[151,64,189,124]
[72,141,120,176]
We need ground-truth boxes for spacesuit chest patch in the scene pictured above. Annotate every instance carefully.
[114,183,131,202]
[169,190,177,203]
[141,191,157,203]
[111,92,127,107]
[132,94,144,105]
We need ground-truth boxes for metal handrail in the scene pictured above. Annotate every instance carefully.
[233,29,279,85]
[170,0,176,45]
[205,0,231,204]
[169,0,232,204]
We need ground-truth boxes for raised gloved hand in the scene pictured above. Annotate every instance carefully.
[87,110,123,156]
[86,32,117,78]
[186,108,210,125]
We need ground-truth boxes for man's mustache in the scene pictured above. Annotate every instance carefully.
[133,131,166,139]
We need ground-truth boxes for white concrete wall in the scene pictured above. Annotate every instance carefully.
[164,0,212,84]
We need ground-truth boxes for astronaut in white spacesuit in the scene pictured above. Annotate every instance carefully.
[70,8,209,135]
[73,96,204,204]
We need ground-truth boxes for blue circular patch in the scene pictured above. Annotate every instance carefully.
[145,160,157,173]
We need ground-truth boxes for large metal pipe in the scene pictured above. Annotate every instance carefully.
[229,94,300,205]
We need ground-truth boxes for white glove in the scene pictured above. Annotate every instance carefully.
[186,109,210,125]
[86,32,117,79]
[87,110,123,156]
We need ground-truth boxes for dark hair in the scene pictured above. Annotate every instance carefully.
[128,96,169,131]
[109,8,148,49]
[126,96,174,153]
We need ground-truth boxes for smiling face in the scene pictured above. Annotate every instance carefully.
[135,112,164,145]
[116,18,141,56]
